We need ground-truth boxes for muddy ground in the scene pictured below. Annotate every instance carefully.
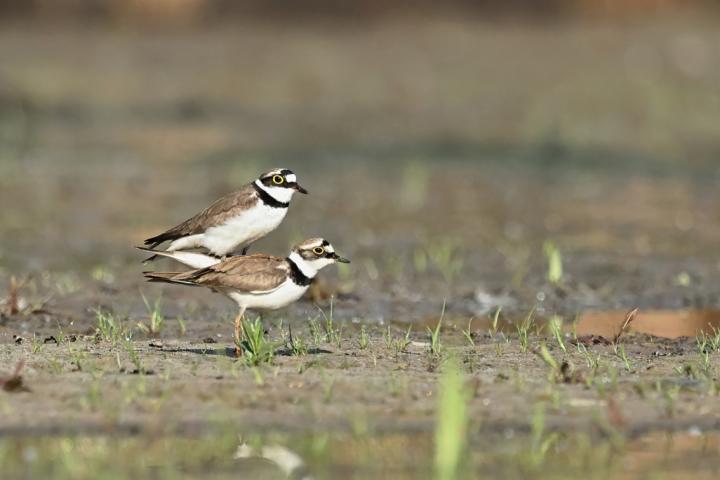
[1,16,720,479]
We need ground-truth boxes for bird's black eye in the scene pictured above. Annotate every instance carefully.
[313,247,325,255]
[272,175,285,185]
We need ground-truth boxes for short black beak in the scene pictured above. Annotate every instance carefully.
[334,254,351,264]
[294,184,308,194]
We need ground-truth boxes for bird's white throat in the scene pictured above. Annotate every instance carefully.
[255,180,294,204]
[288,251,320,279]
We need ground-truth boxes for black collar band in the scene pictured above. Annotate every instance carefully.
[253,182,290,209]
[286,257,314,286]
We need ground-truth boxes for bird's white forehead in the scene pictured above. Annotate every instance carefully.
[286,173,297,183]
[324,244,334,253]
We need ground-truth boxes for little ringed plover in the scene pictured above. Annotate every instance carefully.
[142,168,307,261]
[143,238,349,354]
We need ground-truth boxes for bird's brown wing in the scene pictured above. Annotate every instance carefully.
[144,184,259,248]
[179,254,289,293]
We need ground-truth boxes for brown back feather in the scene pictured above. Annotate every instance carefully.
[172,254,289,293]
[144,184,259,247]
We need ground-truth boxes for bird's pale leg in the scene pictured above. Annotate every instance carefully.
[234,306,247,357]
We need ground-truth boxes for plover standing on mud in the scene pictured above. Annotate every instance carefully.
[143,238,349,355]
[142,168,308,261]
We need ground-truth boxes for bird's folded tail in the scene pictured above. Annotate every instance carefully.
[142,271,197,286]
[143,230,180,249]
[136,246,220,269]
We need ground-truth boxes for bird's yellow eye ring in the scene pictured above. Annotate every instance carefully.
[313,247,325,255]
[272,175,285,185]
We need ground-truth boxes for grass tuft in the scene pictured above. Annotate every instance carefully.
[240,317,275,366]
[94,308,128,344]
[358,325,369,350]
[548,315,566,353]
[517,307,537,353]
[138,293,165,335]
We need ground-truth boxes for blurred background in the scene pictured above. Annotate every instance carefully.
[1,0,719,323]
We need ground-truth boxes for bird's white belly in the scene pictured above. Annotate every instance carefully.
[227,280,308,311]
[202,204,287,256]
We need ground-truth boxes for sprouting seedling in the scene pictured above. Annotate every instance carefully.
[384,326,393,350]
[358,325,369,350]
[290,335,308,356]
[395,325,413,354]
[66,340,88,372]
[489,307,502,337]
[462,317,475,347]
[308,316,323,345]
[94,307,126,344]
[696,332,709,355]
[696,334,712,375]
[537,343,561,382]
[240,317,275,366]
[30,334,44,355]
[123,336,142,373]
[616,344,632,372]
[316,296,341,344]
[139,292,165,335]
[576,342,600,370]
[428,300,446,356]
[287,323,308,356]
[542,240,563,285]
[548,315,566,353]
[707,325,720,352]
[517,306,537,353]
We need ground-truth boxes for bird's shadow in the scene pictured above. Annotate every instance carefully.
[159,346,236,357]
[159,346,332,358]
[274,346,333,356]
